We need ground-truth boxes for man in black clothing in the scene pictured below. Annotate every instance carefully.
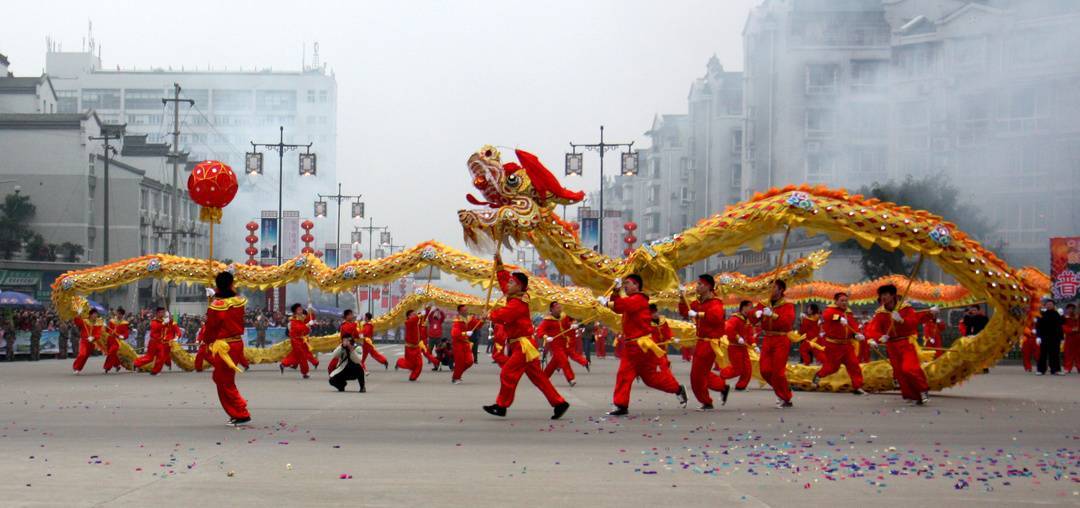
[1035,299,1065,375]
[962,305,990,336]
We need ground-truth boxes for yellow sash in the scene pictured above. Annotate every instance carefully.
[509,337,541,362]
[209,338,242,373]
[630,335,666,358]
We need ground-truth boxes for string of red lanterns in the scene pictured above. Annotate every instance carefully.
[622,221,637,257]
[244,221,259,266]
[301,219,316,255]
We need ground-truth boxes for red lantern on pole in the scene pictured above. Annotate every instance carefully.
[622,221,638,257]
[624,221,637,232]
[188,160,238,260]
[624,234,637,244]
[300,220,315,259]
[623,247,634,257]
[353,252,363,260]
[243,221,259,266]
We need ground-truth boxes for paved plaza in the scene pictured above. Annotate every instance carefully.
[0,350,1076,507]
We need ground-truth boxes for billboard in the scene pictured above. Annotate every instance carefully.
[260,212,279,262]
[580,217,599,252]
[281,211,300,259]
[1050,237,1080,302]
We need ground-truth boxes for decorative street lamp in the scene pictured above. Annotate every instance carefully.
[245,152,263,175]
[299,152,317,176]
[567,125,635,257]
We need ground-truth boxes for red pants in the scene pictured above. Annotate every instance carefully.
[1062,337,1079,373]
[595,339,606,358]
[280,338,318,376]
[759,336,793,402]
[495,343,565,408]
[451,341,474,380]
[689,340,727,405]
[798,340,817,365]
[815,340,863,390]
[858,340,871,363]
[102,337,122,371]
[194,343,209,372]
[396,346,424,380]
[612,340,681,408]
[361,341,388,370]
[72,338,94,372]
[1021,339,1040,372]
[719,344,752,389]
[210,341,249,419]
[544,347,575,383]
[885,339,929,401]
[680,346,693,362]
[133,341,170,374]
[568,348,588,367]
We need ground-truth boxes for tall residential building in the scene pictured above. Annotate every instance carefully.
[44,48,338,260]
[742,0,1080,270]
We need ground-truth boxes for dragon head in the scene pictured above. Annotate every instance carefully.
[459,146,584,250]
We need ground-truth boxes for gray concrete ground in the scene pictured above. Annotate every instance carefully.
[0,349,1076,507]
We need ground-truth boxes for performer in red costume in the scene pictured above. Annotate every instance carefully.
[751,280,796,408]
[419,305,443,371]
[357,312,388,370]
[677,274,730,410]
[864,284,935,405]
[566,318,590,370]
[201,271,250,425]
[813,292,866,394]
[593,324,607,358]
[483,253,569,419]
[719,300,755,391]
[1021,325,1040,372]
[72,308,104,374]
[798,304,823,365]
[395,310,426,381]
[450,305,481,384]
[193,324,210,372]
[601,274,687,416]
[649,304,675,372]
[102,308,129,373]
[133,308,173,375]
[1062,303,1079,373]
[280,303,319,378]
[490,323,509,366]
[922,315,945,358]
[538,302,579,386]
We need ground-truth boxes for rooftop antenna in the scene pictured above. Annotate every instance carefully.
[87,19,95,55]
[313,42,320,70]
[302,42,306,70]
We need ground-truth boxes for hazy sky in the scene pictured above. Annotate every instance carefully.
[2,0,758,253]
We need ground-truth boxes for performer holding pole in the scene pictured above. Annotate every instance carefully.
[395,310,425,381]
[280,303,319,378]
[719,300,756,392]
[600,274,688,416]
[813,292,866,394]
[538,302,579,387]
[677,274,729,410]
[864,277,937,405]
[751,279,797,408]
[103,308,130,373]
[201,271,250,425]
[72,307,104,375]
[450,305,481,384]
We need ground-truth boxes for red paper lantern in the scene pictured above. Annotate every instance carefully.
[301,246,315,255]
[243,235,257,244]
[187,160,238,224]
[301,219,314,231]
[353,252,363,260]
[244,246,258,256]
[623,247,634,256]
[314,250,324,258]
[245,221,259,232]
[624,234,637,244]
[624,221,637,232]
[246,259,259,266]
[300,233,314,244]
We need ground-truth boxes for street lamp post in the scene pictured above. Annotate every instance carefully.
[315,182,362,306]
[568,125,638,257]
[354,218,388,314]
[248,126,315,267]
[90,126,124,265]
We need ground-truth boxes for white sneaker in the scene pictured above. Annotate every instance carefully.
[451,379,462,385]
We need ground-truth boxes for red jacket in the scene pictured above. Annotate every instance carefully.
[74,316,103,341]
[650,318,672,345]
[361,322,374,339]
[288,316,311,340]
[451,316,481,344]
[106,319,130,342]
[149,318,166,345]
[799,315,822,340]
[724,313,754,346]
[752,299,795,337]
[678,297,726,338]
[611,292,651,339]
[404,315,422,346]
[489,269,534,340]
[202,296,247,343]
[535,314,572,349]
[865,304,931,342]
[424,308,446,338]
[341,321,360,339]
[821,305,859,340]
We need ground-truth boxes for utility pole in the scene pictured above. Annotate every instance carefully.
[89,127,123,265]
[162,83,194,307]
[250,126,314,267]
[316,182,362,306]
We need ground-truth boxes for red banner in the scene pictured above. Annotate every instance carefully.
[1050,237,1080,302]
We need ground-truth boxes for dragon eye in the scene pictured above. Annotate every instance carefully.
[506,174,521,188]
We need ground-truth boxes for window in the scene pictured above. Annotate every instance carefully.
[651,159,661,179]
[850,146,886,175]
[319,90,328,103]
[950,37,985,70]
[81,88,121,109]
[805,154,833,183]
[256,90,297,111]
[307,90,317,103]
[851,105,887,136]
[124,89,163,109]
[126,114,162,126]
[648,185,660,206]
[56,90,78,113]
[680,158,691,179]
[731,163,742,187]
[140,189,149,211]
[806,64,838,94]
[805,108,835,137]
[851,60,886,91]
[731,129,743,155]
[894,44,937,78]
[213,89,253,111]
[1006,31,1055,67]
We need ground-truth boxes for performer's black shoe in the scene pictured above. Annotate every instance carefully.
[302,374,310,379]
[358,387,366,393]
[720,385,730,406]
[483,404,507,417]
[676,385,688,407]
[229,417,251,426]
[777,400,793,409]
[606,406,629,416]
[551,402,570,420]
[279,364,284,375]
[734,386,747,392]
[697,404,714,412]
[852,388,864,395]
[336,386,345,392]
[585,361,590,373]
[384,362,388,370]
